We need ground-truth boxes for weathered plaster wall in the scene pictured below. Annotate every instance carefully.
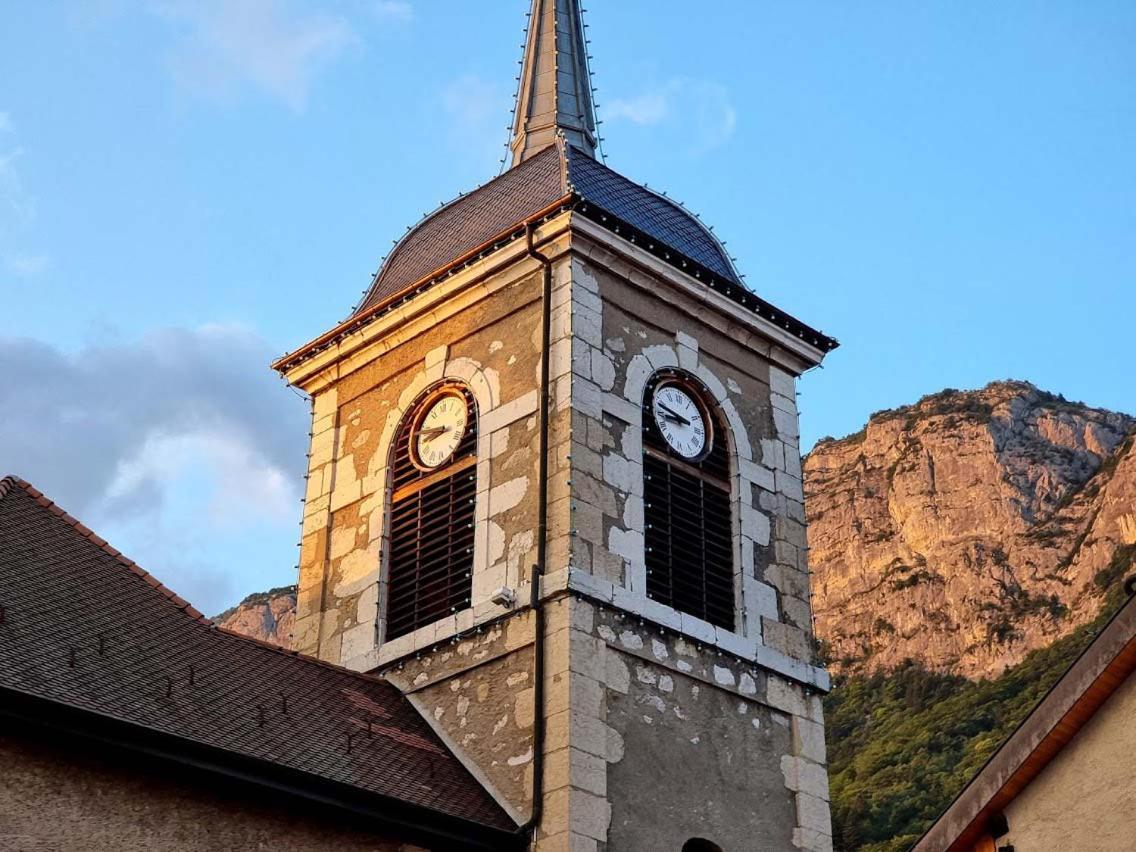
[386,613,540,820]
[289,234,580,832]
[0,732,424,852]
[1002,672,1136,852]
[551,240,832,852]
[551,601,832,852]
[566,246,820,675]
[606,658,796,851]
[294,247,574,672]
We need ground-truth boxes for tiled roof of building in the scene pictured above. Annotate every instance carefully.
[356,143,741,313]
[0,476,516,836]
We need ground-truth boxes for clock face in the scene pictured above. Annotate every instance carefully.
[414,392,468,469]
[652,383,708,460]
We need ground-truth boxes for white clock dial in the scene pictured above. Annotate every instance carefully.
[414,393,468,469]
[652,384,708,460]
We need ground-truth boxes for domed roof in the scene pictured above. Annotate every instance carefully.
[274,0,836,376]
[355,144,742,315]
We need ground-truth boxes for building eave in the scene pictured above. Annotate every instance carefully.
[272,195,575,378]
[274,194,837,382]
[570,206,836,370]
[914,592,1136,852]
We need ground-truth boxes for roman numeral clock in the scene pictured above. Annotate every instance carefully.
[412,389,468,470]
[650,381,710,461]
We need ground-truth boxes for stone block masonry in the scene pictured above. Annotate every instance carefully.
[277,212,833,850]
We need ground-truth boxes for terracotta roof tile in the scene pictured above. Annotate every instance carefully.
[0,476,515,833]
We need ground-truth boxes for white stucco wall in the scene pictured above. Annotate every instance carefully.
[1003,670,1136,852]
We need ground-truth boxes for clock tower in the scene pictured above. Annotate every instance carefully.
[274,2,838,850]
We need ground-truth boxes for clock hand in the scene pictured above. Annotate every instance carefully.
[417,426,450,440]
[658,403,691,426]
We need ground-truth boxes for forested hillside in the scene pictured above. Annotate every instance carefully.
[823,582,1131,850]
[219,381,1136,851]
[808,381,1136,849]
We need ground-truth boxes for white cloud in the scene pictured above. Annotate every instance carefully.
[3,252,49,277]
[152,0,357,111]
[374,1,413,23]
[605,78,737,154]
[0,146,35,225]
[108,431,294,528]
[0,325,310,613]
[0,120,49,279]
[605,92,670,126]
[442,74,511,166]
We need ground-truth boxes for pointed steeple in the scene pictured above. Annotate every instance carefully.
[510,0,597,167]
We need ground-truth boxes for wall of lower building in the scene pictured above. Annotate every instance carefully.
[1001,671,1136,852]
[0,732,425,852]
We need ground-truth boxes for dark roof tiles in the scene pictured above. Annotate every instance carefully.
[565,151,738,281]
[356,144,740,313]
[0,476,515,833]
[360,145,567,312]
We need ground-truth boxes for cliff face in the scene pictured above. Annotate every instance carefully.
[806,381,1136,679]
[218,383,1136,681]
[213,586,296,648]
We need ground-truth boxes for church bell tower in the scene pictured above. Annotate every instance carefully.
[274,2,839,849]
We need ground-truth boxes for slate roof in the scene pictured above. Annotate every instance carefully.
[566,152,738,281]
[0,476,516,838]
[357,143,741,313]
[362,145,569,312]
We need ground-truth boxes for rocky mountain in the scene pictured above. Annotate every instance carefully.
[213,381,1135,851]
[217,382,1136,683]
[806,380,1136,679]
[212,585,296,648]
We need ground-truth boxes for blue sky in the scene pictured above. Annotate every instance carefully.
[2,1,1133,614]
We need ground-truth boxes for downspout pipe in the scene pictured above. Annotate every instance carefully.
[517,220,554,843]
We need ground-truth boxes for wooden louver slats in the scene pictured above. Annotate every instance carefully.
[643,373,735,631]
[385,387,477,642]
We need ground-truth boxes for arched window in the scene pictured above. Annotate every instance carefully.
[385,384,478,641]
[682,840,724,852]
[642,370,735,631]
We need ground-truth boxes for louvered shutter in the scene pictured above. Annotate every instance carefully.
[643,373,736,631]
[385,387,477,641]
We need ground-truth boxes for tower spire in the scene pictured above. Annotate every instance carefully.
[509,0,597,167]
